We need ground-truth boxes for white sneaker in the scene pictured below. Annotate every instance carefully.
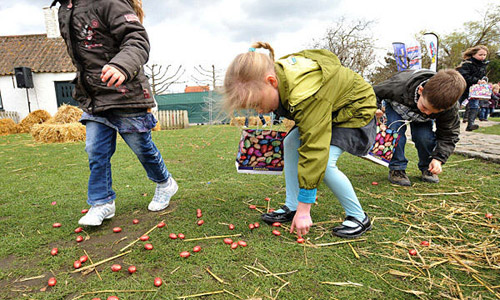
[78,201,115,226]
[148,177,178,211]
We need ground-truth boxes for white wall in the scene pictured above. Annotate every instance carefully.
[0,72,75,120]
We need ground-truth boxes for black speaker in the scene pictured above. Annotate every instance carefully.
[14,66,34,89]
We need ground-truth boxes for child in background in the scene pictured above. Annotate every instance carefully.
[479,84,499,121]
[51,0,178,226]
[223,42,377,238]
[456,45,489,131]
[373,69,466,186]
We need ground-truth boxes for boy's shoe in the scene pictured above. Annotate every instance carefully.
[332,213,372,238]
[148,177,178,211]
[262,123,268,128]
[261,205,296,224]
[421,170,439,183]
[388,170,411,186]
[78,201,115,226]
[465,124,479,131]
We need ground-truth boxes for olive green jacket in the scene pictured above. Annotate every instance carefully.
[275,49,377,190]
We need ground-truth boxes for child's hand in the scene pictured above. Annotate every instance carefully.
[428,159,442,174]
[290,202,312,237]
[478,80,487,84]
[375,109,384,118]
[101,64,126,87]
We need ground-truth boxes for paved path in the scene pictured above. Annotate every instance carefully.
[454,120,500,163]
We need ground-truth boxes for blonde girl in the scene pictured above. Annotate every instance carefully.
[224,42,377,238]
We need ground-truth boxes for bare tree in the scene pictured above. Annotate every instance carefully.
[440,4,500,69]
[144,64,185,95]
[310,18,376,76]
[191,65,223,91]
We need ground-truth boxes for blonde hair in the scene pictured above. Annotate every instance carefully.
[462,45,488,60]
[493,84,500,94]
[128,0,144,23]
[223,42,276,114]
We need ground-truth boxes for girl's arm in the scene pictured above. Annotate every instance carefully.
[99,0,150,81]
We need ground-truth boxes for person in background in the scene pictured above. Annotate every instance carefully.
[51,0,178,226]
[480,84,499,121]
[456,45,489,131]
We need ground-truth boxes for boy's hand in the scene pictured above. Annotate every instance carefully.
[101,65,125,87]
[428,159,442,174]
[375,109,384,118]
[290,202,312,237]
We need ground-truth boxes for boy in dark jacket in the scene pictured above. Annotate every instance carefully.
[373,69,466,186]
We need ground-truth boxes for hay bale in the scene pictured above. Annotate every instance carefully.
[282,118,295,132]
[230,116,272,127]
[31,122,86,143]
[230,117,245,126]
[17,110,52,133]
[152,121,161,131]
[48,104,83,124]
[0,118,18,136]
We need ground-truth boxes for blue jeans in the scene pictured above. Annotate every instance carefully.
[385,103,436,172]
[479,107,490,120]
[85,121,170,206]
[283,128,365,222]
[467,99,479,109]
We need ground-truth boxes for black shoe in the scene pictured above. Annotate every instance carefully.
[465,124,479,131]
[261,205,296,224]
[388,170,411,186]
[332,214,372,238]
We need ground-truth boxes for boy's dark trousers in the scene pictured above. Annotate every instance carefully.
[385,103,437,172]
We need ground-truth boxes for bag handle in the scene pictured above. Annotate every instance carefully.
[387,119,411,132]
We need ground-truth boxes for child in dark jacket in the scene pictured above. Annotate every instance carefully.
[373,69,466,186]
[456,45,489,130]
[52,0,178,226]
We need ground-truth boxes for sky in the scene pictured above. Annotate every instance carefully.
[0,0,495,92]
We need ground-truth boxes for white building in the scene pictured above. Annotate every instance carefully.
[0,7,76,121]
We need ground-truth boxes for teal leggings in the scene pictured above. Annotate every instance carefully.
[283,128,365,222]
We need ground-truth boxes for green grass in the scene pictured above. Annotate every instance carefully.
[476,117,500,135]
[1,126,499,300]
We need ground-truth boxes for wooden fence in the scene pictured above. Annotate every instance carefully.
[0,111,20,123]
[153,110,189,130]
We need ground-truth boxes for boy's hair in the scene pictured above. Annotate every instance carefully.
[422,69,466,110]
[128,0,144,23]
[223,42,275,114]
[462,45,489,60]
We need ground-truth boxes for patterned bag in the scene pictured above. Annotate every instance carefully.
[235,129,286,174]
[469,79,492,100]
[362,118,409,167]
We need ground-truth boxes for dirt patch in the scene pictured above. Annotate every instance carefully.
[2,204,177,299]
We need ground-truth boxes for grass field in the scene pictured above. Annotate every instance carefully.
[476,117,500,135]
[0,125,499,300]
